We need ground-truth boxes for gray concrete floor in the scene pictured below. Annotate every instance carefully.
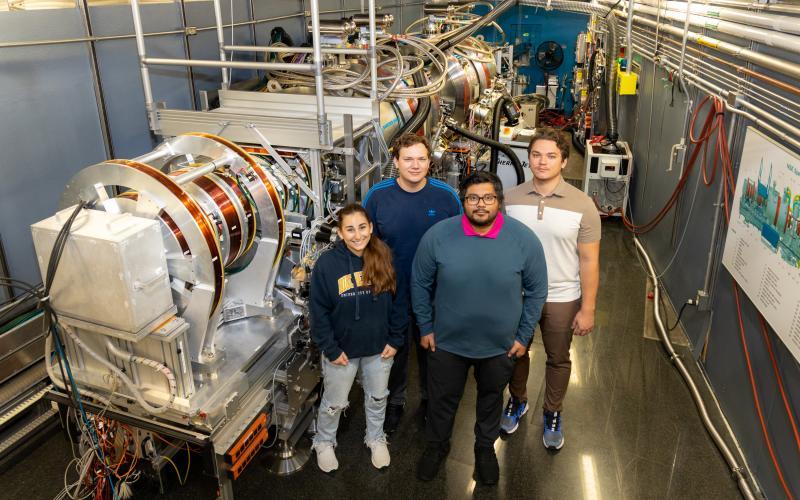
[0,219,745,499]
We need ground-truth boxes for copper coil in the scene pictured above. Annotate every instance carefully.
[179,174,239,266]
[215,171,257,258]
[112,159,224,318]
[187,133,285,265]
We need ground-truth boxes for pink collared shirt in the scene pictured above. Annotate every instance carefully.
[461,212,505,239]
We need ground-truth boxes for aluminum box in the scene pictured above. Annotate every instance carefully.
[31,207,173,334]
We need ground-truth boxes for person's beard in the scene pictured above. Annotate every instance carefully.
[466,209,498,229]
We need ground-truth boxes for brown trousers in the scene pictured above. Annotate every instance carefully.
[509,299,581,412]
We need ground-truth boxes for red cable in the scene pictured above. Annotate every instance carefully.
[732,281,795,500]
[757,314,800,456]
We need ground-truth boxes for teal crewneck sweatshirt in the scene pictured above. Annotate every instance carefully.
[411,216,548,358]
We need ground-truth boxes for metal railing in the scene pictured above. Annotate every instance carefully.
[128,0,380,148]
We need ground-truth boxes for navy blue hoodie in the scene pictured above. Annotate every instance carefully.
[310,241,405,361]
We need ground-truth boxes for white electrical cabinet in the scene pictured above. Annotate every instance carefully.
[583,141,633,216]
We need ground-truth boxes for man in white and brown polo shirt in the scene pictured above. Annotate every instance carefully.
[501,127,601,450]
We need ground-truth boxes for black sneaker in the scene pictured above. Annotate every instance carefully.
[384,403,404,434]
[474,445,499,485]
[417,441,450,481]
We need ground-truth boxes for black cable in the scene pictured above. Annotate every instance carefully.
[444,121,525,185]
[393,70,431,140]
[668,302,690,332]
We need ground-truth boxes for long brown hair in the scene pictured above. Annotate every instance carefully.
[336,204,396,295]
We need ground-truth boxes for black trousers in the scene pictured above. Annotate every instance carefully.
[426,349,514,448]
[387,311,427,406]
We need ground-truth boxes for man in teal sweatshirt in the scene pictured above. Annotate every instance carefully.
[411,171,548,485]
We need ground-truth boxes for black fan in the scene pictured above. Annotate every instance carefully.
[535,41,564,71]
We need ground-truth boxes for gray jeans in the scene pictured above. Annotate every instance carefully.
[314,354,394,447]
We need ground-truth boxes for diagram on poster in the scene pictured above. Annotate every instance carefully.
[722,127,800,363]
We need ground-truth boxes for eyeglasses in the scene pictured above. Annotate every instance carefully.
[464,194,498,205]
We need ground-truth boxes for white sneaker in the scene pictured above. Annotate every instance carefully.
[314,442,338,472]
[367,437,391,469]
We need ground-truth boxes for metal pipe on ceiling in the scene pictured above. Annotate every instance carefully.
[632,40,800,151]
[629,0,800,35]
[609,9,800,81]
[636,28,800,96]
[631,31,800,125]
[599,0,800,55]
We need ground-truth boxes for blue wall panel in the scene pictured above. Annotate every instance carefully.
[491,6,588,114]
[0,10,106,289]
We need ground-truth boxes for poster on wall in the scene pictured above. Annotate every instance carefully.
[722,126,800,363]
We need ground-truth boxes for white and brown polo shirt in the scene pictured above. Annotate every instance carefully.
[505,178,601,302]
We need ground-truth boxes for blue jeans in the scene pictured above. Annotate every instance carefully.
[314,354,394,447]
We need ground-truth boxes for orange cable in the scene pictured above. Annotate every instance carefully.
[733,281,795,500]
[757,314,800,457]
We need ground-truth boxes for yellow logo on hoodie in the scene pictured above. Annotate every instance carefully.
[337,271,370,295]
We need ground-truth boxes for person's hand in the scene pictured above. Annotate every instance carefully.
[508,340,527,359]
[332,352,349,365]
[420,332,436,352]
[572,308,595,336]
[381,345,398,359]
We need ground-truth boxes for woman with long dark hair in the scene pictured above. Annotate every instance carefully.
[309,204,404,472]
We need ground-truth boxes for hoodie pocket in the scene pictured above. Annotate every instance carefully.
[335,327,352,352]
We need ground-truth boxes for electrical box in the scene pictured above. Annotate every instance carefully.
[496,125,535,189]
[31,207,174,335]
[616,62,639,95]
[584,141,633,216]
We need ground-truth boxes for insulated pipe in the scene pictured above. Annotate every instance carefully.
[445,120,525,185]
[633,41,800,151]
[143,58,315,72]
[309,0,330,147]
[436,0,515,51]
[211,0,229,89]
[599,0,800,55]
[699,0,800,15]
[223,44,368,55]
[630,30,800,122]
[610,9,800,81]
[625,0,634,74]
[677,0,692,92]
[129,0,157,130]
[635,28,800,96]
[633,237,756,500]
[369,0,379,100]
[630,0,800,36]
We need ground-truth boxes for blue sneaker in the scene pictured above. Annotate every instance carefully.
[543,410,564,450]
[500,397,528,434]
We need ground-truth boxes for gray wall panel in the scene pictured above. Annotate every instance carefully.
[625,45,800,499]
[0,10,106,288]
[251,1,304,46]
[89,4,192,158]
